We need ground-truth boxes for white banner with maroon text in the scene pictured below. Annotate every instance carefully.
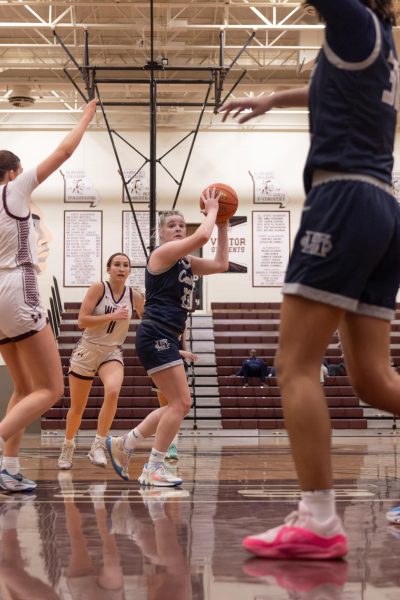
[205,216,248,273]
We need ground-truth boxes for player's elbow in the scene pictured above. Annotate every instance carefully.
[215,258,229,273]
[197,232,211,247]
[58,145,73,162]
[77,318,86,330]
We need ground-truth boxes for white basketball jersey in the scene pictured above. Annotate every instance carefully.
[0,169,39,272]
[82,281,133,347]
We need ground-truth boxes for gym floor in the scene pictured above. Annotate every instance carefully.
[1,434,400,599]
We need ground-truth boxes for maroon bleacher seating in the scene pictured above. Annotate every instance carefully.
[212,302,369,430]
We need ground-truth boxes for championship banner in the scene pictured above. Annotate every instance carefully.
[249,170,288,207]
[252,211,290,287]
[60,170,100,207]
[64,210,102,287]
[122,169,150,203]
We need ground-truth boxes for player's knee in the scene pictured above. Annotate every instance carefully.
[44,384,64,408]
[13,386,35,401]
[182,397,191,415]
[104,388,120,403]
[175,397,191,417]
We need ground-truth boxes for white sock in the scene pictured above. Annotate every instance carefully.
[2,457,20,476]
[64,437,75,446]
[124,427,144,450]
[301,489,336,522]
[148,448,165,469]
[94,434,106,445]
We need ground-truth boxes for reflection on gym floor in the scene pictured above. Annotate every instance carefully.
[1,435,400,599]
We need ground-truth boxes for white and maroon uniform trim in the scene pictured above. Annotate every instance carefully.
[0,169,47,344]
[0,169,39,272]
[69,283,134,378]
[81,282,133,347]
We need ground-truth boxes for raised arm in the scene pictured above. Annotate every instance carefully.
[77,282,129,329]
[36,99,97,184]
[189,221,229,276]
[148,188,219,272]
[220,86,309,124]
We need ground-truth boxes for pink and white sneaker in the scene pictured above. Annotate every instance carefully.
[243,501,348,560]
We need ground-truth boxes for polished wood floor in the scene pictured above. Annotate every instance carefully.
[1,433,400,599]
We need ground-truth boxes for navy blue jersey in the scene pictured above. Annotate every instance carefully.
[304,1,398,192]
[143,256,193,333]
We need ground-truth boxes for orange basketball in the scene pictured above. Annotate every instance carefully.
[200,183,238,224]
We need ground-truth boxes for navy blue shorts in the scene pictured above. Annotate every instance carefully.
[135,320,183,375]
[283,179,400,321]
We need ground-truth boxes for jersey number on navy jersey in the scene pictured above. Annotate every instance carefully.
[181,287,193,310]
[382,51,399,110]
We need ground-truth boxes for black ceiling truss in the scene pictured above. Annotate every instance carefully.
[54,2,255,254]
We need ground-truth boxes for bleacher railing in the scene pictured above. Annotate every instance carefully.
[48,276,63,338]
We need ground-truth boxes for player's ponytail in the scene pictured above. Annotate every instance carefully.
[0,151,20,181]
[364,0,396,24]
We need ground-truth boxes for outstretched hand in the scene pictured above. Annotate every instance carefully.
[82,98,98,122]
[220,95,274,124]
[200,186,220,216]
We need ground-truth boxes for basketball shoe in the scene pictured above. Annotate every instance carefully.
[164,461,179,479]
[88,438,107,468]
[243,557,348,599]
[106,435,134,481]
[165,443,179,461]
[58,440,75,470]
[138,463,183,487]
[0,470,37,493]
[243,501,348,560]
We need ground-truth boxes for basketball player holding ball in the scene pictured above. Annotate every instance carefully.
[107,187,230,486]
